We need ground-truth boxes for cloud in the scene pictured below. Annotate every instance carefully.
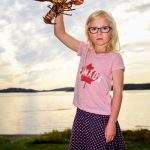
[122,42,150,52]
[0,46,5,53]
[0,0,150,89]
[126,2,150,13]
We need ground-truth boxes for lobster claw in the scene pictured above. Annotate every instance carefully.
[35,0,64,2]
[43,16,56,24]
[74,0,84,5]
[34,0,49,2]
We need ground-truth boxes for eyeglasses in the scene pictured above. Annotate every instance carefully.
[88,26,112,34]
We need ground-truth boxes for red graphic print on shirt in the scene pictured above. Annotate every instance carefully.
[80,63,100,88]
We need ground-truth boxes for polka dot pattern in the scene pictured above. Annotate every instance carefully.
[68,108,126,150]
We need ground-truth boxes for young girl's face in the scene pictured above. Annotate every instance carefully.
[88,17,112,49]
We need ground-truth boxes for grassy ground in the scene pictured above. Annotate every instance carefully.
[0,129,150,150]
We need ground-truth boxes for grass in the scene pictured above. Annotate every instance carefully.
[0,129,150,150]
[122,129,150,150]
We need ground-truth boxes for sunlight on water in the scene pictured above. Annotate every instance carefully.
[0,90,150,134]
[119,90,150,130]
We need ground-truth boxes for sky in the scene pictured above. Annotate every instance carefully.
[0,0,150,90]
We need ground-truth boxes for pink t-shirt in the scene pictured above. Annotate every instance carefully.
[73,42,125,115]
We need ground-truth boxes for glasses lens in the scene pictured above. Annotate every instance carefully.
[101,26,111,33]
[89,27,98,34]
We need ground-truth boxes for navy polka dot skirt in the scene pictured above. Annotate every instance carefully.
[68,108,126,150]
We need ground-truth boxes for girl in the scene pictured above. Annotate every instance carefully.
[54,10,126,150]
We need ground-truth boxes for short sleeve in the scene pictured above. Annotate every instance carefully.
[77,41,87,56]
[111,53,125,72]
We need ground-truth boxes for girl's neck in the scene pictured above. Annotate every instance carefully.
[94,45,107,54]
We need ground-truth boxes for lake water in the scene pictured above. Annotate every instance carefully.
[0,90,150,134]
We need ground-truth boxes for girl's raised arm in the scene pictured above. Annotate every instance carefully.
[54,14,80,52]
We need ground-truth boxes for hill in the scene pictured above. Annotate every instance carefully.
[0,83,150,93]
[0,88,38,93]
[123,83,150,90]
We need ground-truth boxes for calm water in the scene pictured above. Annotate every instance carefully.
[0,90,150,134]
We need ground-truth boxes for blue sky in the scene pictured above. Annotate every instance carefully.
[0,0,150,90]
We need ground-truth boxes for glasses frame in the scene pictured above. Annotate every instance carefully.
[88,26,112,34]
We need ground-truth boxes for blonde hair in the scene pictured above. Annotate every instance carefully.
[85,10,120,52]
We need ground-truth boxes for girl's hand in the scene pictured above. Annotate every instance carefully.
[105,123,116,143]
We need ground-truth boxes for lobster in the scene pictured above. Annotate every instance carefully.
[35,0,84,24]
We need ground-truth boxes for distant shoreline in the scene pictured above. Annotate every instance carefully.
[0,83,150,93]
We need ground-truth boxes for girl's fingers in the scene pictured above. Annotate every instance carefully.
[106,135,114,143]
[105,130,115,143]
